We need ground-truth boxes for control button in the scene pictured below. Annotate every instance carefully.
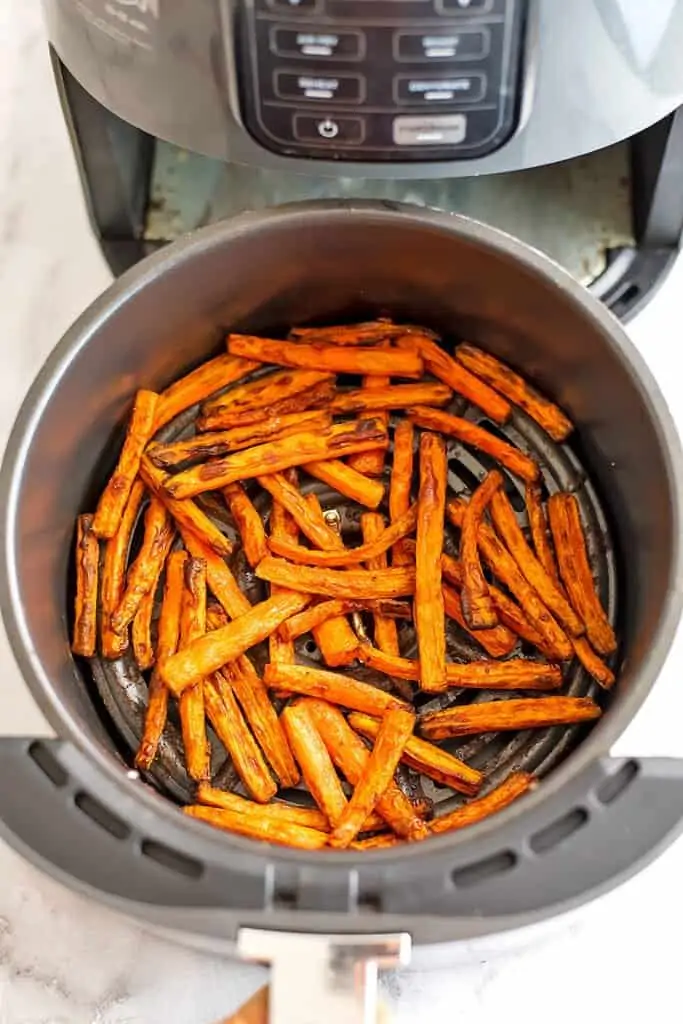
[394,28,489,62]
[267,0,319,12]
[393,114,467,146]
[395,72,486,105]
[438,0,494,12]
[293,113,365,144]
[271,27,364,60]
[274,71,365,103]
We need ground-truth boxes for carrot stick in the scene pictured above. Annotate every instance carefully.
[136,550,186,771]
[351,833,402,850]
[525,482,560,583]
[307,699,428,840]
[407,406,539,483]
[329,708,416,848]
[257,472,341,549]
[199,368,334,422]
[455,344,573,442]
[223,482,268,568]
[360,514,400,656]
[184,804,327,849]
[442,583,517,658]
[178,526,250,619]
[430,772,536,835]
[279,598,411,641]
[289,320,408,345]
[226,334,423,378]
[460,470,503,629]
[71,514,99,657]
[420,696,601,741]
[570,636,616,690]
[330,383,452,415]
[263,663,411,715]
[198,379,336,433]
[111,497,175,633]
[100,479,146,659]
[140,455,233,558]
[165,418,389,499]
[197,784,329,830]
[347,371,391,477]
[204,672,277,802]
[348,712,482,795]
[256,558,416,599]
[154,354,259,431]
[357,644,562,690]
[131,584,157,671]
[415,432,447,691]
[303,459,384,509]
[178,557,210,781]
[267,487,299,667]
[281,702,348,827]
[547,493,617,656]
[267,505,417,567]
[389,419,415,566]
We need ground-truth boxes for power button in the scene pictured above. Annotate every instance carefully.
[318,118,340,139]
[293,113,365,145]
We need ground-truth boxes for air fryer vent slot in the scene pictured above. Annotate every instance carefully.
[357,892,382,914]
[272,888,298,910]
[451,850,517,889]
[75,791,131,840]
[597,760,639,805]
[529,807,588,854]
[28,742,68,788]
[140,839,204,878]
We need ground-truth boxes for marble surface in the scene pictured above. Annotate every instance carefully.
[3,2,683,1022]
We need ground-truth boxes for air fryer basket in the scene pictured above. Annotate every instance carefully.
[2,202,683,966]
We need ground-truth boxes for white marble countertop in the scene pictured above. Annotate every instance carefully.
[3,3,683,1022]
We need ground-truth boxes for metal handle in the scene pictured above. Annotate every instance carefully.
[237,929,411,1024]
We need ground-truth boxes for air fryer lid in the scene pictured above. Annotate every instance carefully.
[2,203,683,960]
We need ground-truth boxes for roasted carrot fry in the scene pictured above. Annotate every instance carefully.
[223,482,268,567]
[268,505,417,567]
[330,383,452,415]
[92,390,159,539]
[304,459,384,509]
[525,482,560,583]
[547,493,617,656]
[447,499,573,659]
[357,644,562,690]
[154,354,259,431]
[178,526,250,619]
[351,833,401,850]
[100,479,146,659]
[165,418,389,499]
[184,804,326,849]
[442,583,517,658]
[571,636,616,689]
[456,344,573,442]
[160,590,311,695]
[256,557,416,600]
[490,489,585,637]
[263,663,410,715]
[197,784,327,829]
[132,585,156,670]
[257,472,341,549]
[407,406,539,484]
[289,320,408,344]
[460,470,502,629]
[148,410,332,469]
[348,712,482,795]
[347,372,391,477]
[178,557,210,781]
[329,708,416,848]
[268,489,299,667]
[227,334,423,378]
[111,497,175,633]
[200,368,334,420]
[140,455,233,558]
[360,514,400,656]
[135,550,186,771]
[415,433,447,691]
[430,772,536,835]
[420,696,601,741]
[396,333,511,423]
[307,699,428,840]
[279,599,411,642]
[389,419,415,566]
[204,672,277,802]
[281,702,348,827]
[71,514,99,657]
[198,379,336,433]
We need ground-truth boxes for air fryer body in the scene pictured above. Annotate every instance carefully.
[43,0,683,178]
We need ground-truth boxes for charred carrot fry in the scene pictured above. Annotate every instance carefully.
[135,550,186,771]
[456,344,573,442]
[442,583,517,658]
[198,379,336,433]
[330,383,452,415]
[281,702,348,827]
[160,590,311,695]
[223,482,268,568]
[570,636,616,689]
[407,406,539,484]
[525,482,560,582]
[420,696,601,741]
[204,672,277,803]
[256,558,416,600]
[140,456,233,558]
[279,599,411,641]
[257,472,341,549]
[303,459,384,509]
[289,320,407,344]
[178,558,210,782]
[227,334,423,378]
[351,833,401,850]
[199,368,334,421]
[430,772,536,835]
[349,712,482,795]
[415,433,447,691]
[100,479,146,659]
[389,419,415,566]
[268,505,417,567]
[329,708,416,848]
[184,804,327,850]
[92,390,159,539]
[71,514,99,657]
[360,514,400,656]
[307,699,428,840]
[490,489,585,637]
[178,526,250,619]
[197,784,329,830]
[263,663,410,715]
[148,409,332,469]
[111,497,175,633]
[154,354,259,431]
[268,489,299,667]
[132,585,156,671]
[547,493,617,656]
[460,470,502,629]
[357,644,562,690]
[347,371,391,477]
[395,333,511,424]
[165,418,389,499]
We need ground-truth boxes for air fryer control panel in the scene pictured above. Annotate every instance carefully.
[240,0,527,162]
